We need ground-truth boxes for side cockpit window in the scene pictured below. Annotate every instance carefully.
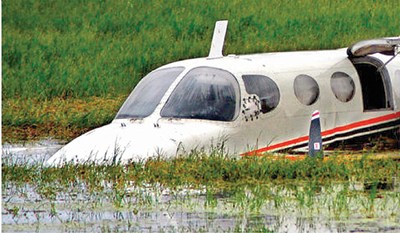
[242,75,280,113]
[116,67,184,119]
[161,67,240,121]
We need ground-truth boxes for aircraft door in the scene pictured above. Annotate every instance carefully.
[350,56,393,111]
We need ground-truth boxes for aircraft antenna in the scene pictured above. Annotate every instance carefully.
[208,20,228,59]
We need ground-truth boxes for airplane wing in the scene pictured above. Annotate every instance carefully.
[347,37,400,57]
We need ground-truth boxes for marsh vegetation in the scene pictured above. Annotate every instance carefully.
[3,0,400,231]
[3,0,400,141]
[2,149,400,232]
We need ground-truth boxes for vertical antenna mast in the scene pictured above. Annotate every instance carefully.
[208,20,228,59]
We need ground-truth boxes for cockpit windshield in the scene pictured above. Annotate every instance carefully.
[116,67,184,119]
[161,67,240,121]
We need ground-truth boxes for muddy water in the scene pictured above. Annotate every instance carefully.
[2,141,400,232]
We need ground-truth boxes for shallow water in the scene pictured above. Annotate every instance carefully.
[2,141,400,232]
[2,140,63,165]
[3,181,400,233]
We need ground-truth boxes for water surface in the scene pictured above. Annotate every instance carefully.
[2,141,400,232]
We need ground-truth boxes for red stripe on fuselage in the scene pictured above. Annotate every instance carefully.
[243,112,400,156]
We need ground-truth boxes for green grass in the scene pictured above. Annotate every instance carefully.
[2,0,400,141]
[3,151,399,231]
[2,96,124,141]
[2,152,400,219]
[3,153,399,192]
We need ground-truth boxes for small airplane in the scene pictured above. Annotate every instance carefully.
[47,20,400,165]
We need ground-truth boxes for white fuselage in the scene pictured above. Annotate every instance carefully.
[47,48,400,165]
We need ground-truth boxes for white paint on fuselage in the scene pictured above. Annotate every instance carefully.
[47,48,400,165]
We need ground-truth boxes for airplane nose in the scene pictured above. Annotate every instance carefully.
[46,124,120,165]
[45,123,179,166]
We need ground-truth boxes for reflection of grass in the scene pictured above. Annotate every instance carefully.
[2,151,400,230]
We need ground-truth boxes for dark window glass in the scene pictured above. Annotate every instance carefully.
[294,75,319,105]
[161,67,240,121]
[242,75,280,113]
[116,67,184,119]
[330,72,355,102]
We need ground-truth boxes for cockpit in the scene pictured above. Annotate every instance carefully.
[115,66,240,121]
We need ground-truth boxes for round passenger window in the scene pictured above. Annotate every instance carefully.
[293,75,319,105]
[330,72,355,102]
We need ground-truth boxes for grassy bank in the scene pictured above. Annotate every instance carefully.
[3,0,400,141]
[2,96,124,142]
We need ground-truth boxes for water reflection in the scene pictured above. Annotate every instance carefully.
[2,140,63,165]
[3,182,400,232]
[2,141,400,232]
[5,201,398,233]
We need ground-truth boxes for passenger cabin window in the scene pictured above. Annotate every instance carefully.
[330,72,355,103]
[293,75,319,105]
[115,67,184,119]
[242,75,280,113]
[161,67,240,121]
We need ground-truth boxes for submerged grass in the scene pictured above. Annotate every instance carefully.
[3,152,399,198]
[3,152,400,231]
[3,0,400,141]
